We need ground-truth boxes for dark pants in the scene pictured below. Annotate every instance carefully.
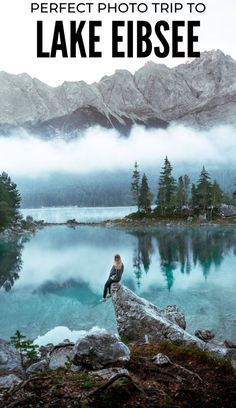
[103,278,118,298]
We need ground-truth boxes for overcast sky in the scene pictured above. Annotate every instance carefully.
[0,0,235,85]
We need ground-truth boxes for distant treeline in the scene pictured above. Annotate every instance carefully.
[1,161,236,221]
[0,172,21,230]
[19,173,133,208]
[17,167,236,209]
[131,157,236,218]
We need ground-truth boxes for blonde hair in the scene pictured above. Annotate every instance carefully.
[114,254,122,270]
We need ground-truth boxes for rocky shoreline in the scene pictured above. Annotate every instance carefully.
[1,212,236,243]
[108,218,236,231]
[0,285,235,407]
[0,221,43,242]
[28,213,236,230]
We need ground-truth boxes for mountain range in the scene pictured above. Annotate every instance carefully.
[0,50,236,138]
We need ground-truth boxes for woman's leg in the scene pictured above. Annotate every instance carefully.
[103,278,119,299]
[103,278,112,299]
[108,279,119,295]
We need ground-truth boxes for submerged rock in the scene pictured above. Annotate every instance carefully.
[72,327,130,370]
[111,284,227,359]
[0,339,22,375]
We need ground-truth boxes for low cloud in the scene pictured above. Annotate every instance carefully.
[0,124,236,177]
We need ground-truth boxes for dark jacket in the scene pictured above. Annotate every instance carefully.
[109,263,124,282]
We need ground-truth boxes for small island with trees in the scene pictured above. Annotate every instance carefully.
[128,157,236,224]
[1,157,236,236]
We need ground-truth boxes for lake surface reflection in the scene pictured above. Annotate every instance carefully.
[0,226,236,342]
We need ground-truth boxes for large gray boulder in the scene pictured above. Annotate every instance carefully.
[0,374,22,389]
[163,305,186,330]
[48,343,74,370]
[26,359,49,374]
[220,204,236,217]
[72,327,130,370]
[0,339,22,375]
[111,285,227,359]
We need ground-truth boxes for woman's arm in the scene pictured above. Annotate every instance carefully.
[115,264,124,282]
[109,265,116,277]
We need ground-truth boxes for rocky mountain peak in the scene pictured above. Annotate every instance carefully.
[0,50,236,137]
[200,49,232,61]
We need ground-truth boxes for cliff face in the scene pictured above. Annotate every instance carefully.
[1,50,236,137]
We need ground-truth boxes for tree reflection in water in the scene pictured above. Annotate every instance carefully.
[132,232,153,288]
[0,238,24,291]
[131,228,236,289]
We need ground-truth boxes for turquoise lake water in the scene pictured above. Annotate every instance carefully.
[0,225,236,343]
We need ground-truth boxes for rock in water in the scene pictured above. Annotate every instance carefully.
[163,305,186,330]
[111,285,227,359]
[72,327,130,370]
[224,340,236,349]
[195,330,215,343]
[111,284,189,344]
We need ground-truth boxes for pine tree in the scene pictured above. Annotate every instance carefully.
[176,175,190,213]
[176,177,184,211]
[131,161,140,210]
[0,172,21,230]
[195,166,212,214]
[183,175,190,206]
[191,183,198,212]
[156,156,177,216]
[10,330,39,369]
[210,180,224,217]
[138,173,152,213]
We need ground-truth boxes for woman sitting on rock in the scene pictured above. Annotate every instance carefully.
[101,254,124,302]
